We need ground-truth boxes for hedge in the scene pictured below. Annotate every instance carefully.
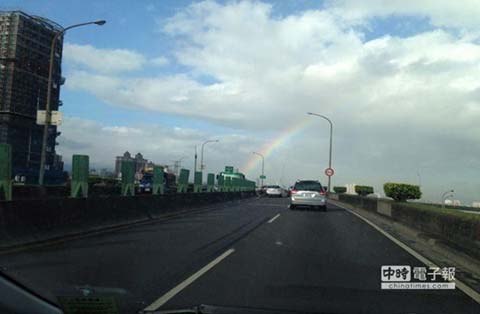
[355,185,374,196]
[384,182,421,202]
[333,186,347,193]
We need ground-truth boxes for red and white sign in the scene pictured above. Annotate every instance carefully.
[325,167,335,177]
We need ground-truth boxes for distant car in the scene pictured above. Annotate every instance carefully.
[290,180,327,211]
[265,185,284,197]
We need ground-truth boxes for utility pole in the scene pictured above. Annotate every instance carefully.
[194,146,198,172]
[307,112,333,194]
[252,152,265,187]
[200,140,219,172]
[38,19,106,185]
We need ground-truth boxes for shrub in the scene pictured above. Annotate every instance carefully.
[355,185,374,196]
[333,186,347,193]
[384,182,421,202]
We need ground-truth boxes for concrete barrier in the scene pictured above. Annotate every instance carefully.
[0,191,255,250]
[377,200,393,217]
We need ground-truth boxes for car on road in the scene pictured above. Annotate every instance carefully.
[265,185,285,197]
[290,180,327,211]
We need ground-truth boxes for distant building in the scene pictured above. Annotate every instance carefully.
[472,202,480,208]
[114,151,151,177]
[0,11,65,183]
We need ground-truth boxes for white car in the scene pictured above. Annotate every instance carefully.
[265,185,285,197]
[290,180,327,211]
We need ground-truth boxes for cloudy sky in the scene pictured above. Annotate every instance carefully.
[3,0,480,204]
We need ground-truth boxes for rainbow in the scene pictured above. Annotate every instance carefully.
[242,118,315,175]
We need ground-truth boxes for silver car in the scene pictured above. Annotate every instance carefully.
[290,180,327,211]
[265,185,284,197]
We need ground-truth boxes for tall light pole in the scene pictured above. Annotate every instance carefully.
[38,19,106,185]
[200,140,219,172]
[252,152,264,187]
[307,112,333,194]
[194,146,198,173]
[441,189,454,208]
[172,156,187,176]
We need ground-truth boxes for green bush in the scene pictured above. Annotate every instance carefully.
[355,185,374,196]
[384,182,421,202]
[333,186,347,193]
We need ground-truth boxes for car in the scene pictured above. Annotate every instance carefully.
[265,185,284,197]
[290,180,327,211]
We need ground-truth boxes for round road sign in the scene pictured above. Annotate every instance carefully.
[325,167,335,177]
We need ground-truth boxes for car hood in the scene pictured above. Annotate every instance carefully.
[143,304,334,314]
[142,304,428,314]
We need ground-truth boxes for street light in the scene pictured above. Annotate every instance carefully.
[200,140,219,172]
[307,112,333,194]
[441,189,454,208]
[252,152,265,187]
[172,156,187,176]
[38,20,106,185]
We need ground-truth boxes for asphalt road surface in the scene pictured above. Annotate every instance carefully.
[0,197,479,314]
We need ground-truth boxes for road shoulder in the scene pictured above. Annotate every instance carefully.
[329,199,480,295]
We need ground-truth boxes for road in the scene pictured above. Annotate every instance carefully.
[0,197,479,314]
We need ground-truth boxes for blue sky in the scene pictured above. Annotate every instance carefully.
[2,1,480,204]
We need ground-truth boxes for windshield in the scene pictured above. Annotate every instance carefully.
[0,2,479,314]
[294,181,322,191]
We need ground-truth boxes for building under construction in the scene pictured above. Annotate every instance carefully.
[0,11,64,183]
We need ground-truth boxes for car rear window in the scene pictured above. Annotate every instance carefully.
[294,181,322,191]
[267,185,280,188]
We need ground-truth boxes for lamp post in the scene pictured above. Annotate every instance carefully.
[38,20,106,185]
[252,152,264,187]
[200,140,219,172]
[441,189,454,208]
[172,156,187,176]
[307,112,333,194]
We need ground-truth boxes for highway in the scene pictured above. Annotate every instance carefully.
[0,197,479,314]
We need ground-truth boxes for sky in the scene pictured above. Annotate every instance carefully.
[2,0,480,204]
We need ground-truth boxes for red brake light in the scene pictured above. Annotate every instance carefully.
[319,190,325,195]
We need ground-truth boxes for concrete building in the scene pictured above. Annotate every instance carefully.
[0,11,64,183]
[114,151,149,177]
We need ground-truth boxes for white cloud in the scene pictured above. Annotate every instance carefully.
[150,56,169,66]
[63,43,146,73]
[56,116,261,176]
[327,0,480,30]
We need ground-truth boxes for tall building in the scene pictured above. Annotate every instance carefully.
[114,151,149,178]
[0,11,64,183]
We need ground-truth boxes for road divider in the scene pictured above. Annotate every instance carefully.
[0,192,255,251]
[143,248,235,311]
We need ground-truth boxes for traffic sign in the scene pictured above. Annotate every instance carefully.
[325,167,335,177]
[36,110,63,126]
[260,175,266,179]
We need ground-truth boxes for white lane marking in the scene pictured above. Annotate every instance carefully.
[143,248,235,311]
[333,202,480,305]
[268,213,281,223]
